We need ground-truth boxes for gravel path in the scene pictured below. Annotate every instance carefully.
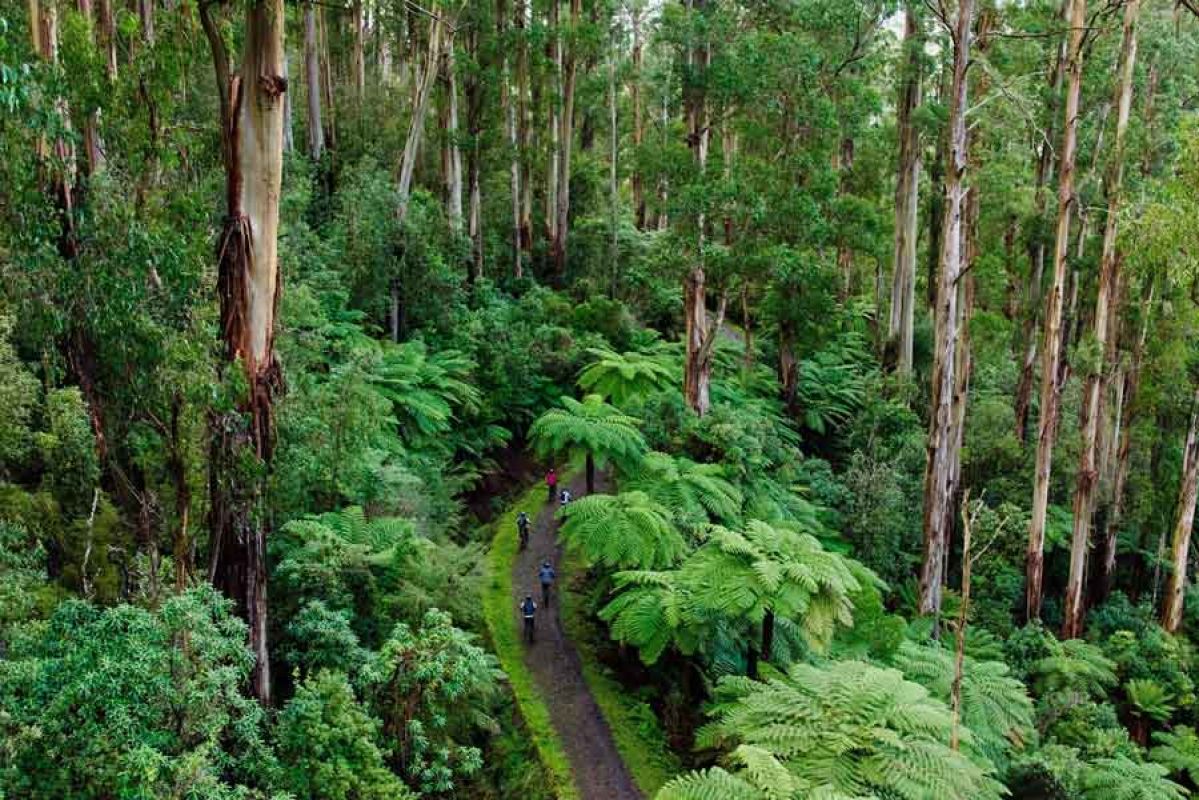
[511,473,643,800]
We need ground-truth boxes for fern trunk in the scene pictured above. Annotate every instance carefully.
[761,608,775,663]
[586,452,595,494]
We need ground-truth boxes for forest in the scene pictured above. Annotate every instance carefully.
[3,0,1199,797]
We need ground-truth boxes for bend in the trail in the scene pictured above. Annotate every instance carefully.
[511,472,644,800]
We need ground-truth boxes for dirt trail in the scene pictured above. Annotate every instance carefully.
[511,473,643,800]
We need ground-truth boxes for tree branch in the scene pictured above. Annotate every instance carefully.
[698,288,729,363]
[199,0,232,170]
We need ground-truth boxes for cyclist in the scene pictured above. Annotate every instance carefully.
[520,595,537,643]
[538,560,556,607]
[517,511,531,550]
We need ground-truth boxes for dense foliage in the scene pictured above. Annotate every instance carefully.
[3,0,1199,798]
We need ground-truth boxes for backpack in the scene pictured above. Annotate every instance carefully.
[521,599,536,617]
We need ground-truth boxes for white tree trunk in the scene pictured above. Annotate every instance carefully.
[1063,0,1139,639]
[919,0,974,618]
[1026,0,1086,622]
[546,0,561,244]
[353,0,365,99]
[631,4,645,228]
[139,0,154,45]
[397,15,446,222]
[552,0,580,277]
[304,1,324,160]
[608,38,619,295]
[445,46,464,232]
[282,56,294,153]
[503,54,522,276]
[1163,389,1199,633]
[888,3,921,375]
[200,0,288,706]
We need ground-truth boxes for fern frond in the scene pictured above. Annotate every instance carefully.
[529,394,648,470]
[671,660,1005,800]
[891,639,1034,767]
[1082,757,1187,800]
[1151,725,1199,784]
[558,492,687,569]
[577,348,678,407]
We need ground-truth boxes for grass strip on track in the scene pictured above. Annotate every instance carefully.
[482,480,581,800]
[559,549,682,796]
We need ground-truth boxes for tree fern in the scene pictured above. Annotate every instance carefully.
[529,394,647,492]
[1031,638,1118,698]
[891,639,1034,767]
[577,348,677,407]
[602,520,867,665]
[655,766,764,800]
[1127,679,1175,724]
[781,333,870,435]
[657,660,1005,800]
[623,451,743,530]
[686,521,864,656]
[558,491,688,569]
[1151,725,1199,784]
[600,570,697,664]
[1081,757,1187,800]
[316,506,414,553]
[369,341,481,447]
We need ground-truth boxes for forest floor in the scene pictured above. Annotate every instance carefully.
[510,472,643,800]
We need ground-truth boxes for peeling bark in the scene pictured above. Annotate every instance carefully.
[919,0,973,620]
[887,3,921,376]
[682,0,716,416]
[353,0,365,100]
[201,0,287,705]
[1063,0,1139,639]
[1163,388,1199,633]
[835,136,855,301]
[1096,281,1154,604]
[631,5,646,229]
[443,45,464,233]
[1026,0,1086,623]
[397,13,447,222]
[304,1,324,160]
[546,0,561,250]
[516,0,532,251]
[499,0,522,277]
